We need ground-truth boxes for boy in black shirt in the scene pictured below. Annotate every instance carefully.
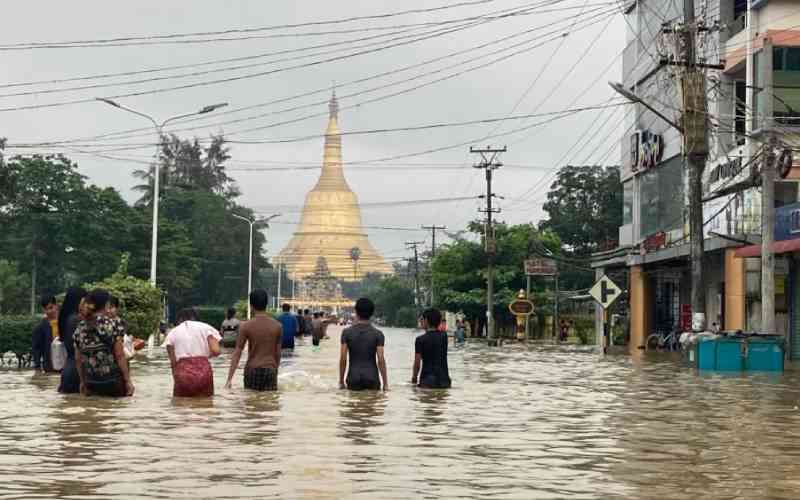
[412,308,452,389]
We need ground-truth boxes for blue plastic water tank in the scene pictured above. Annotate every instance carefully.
[696,338,717,370]
[715,338,745,371]
[745,336,784,371]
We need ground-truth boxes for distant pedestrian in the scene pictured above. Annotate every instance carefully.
[220,308,241,346]
[165,308,221,397]
[277,303,298,350]
[559,319,569,342]
[74,289,134,398]
[57,287,87,393]
[303,309,313,337]
[295,307,306,338]
[32,294,59,374]
[412,308,451,389]
[107,295,134,360]
[339,298,388,391]
[454,319,466,345]
[225,289,282,391]
[312,312,324,347]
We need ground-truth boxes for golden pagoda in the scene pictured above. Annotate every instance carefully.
[278,91,392,281]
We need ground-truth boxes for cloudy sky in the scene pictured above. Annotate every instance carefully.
[0,0,626,265]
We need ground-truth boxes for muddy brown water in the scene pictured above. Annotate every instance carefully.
[2,326,800,499]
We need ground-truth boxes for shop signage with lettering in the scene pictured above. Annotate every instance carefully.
[707,156,743,186]
[630,130,664,173]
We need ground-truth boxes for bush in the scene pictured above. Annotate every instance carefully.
[85,254,163,339]
[195,306,227,329]
[0,315,38,367]
[393,306,418,328]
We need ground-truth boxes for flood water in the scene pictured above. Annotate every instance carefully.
[3,326,800,499]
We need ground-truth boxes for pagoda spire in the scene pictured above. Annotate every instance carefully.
[277,87,392,281]
[314,89,349,191]
[329,85,339,120]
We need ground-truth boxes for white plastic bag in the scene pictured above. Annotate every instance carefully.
[123,334,135,360]
[51,338,67,371]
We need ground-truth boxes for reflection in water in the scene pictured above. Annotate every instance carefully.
[3,326,800,499]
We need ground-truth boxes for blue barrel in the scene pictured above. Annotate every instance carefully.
[745,336,785,371]
[696,337,717,370]
[715,337,745,371]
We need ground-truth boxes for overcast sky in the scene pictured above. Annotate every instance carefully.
[0,0,625,264]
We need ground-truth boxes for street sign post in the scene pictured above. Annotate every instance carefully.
[589,275,623,354]
[524,258,557,276]
[508,290,535,341]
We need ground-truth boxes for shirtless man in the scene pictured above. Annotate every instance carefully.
[225,289,282,391]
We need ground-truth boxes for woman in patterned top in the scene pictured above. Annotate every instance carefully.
[74,288,134,398]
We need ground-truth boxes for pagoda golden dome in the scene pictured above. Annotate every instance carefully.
[277,91,393,281]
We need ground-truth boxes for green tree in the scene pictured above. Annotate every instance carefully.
[133,134,238,206]
[432,222,561,336]
[86,254,163,339]
[540,165,622,253]
[0,155,88,296]
[126,208,201,309]
[0,260,29,315]
[540,165,622,289]
[158,190,265,308]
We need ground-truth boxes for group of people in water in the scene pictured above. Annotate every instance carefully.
[30,287,452,398]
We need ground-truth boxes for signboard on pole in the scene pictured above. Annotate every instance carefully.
[524,258,557,276]
[589,275,622,309]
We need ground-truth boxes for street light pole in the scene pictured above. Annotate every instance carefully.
[232,214,254,320]
[232,213,280,319]
[96,98,228,288]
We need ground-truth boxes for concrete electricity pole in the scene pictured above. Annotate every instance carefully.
[472,146,505,342]
[406,241,424,314]
[760,37,776,335]
[679,0,710,330]
[422,224,446,306]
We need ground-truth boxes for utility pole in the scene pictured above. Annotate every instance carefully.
[472,145,506,342]
[662,0,710,330]
[422,224,446,307]
[681,0,709,330]
[406,241,424,314]
[761,37,776,335]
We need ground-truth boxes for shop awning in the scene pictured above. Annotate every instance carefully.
[734,238,800,258]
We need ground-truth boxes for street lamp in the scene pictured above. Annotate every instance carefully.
[96,98,228,288]
[608,82,683,133]
[232,212,280,319]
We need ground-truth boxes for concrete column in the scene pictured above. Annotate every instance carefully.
[629,265,649,350]
[724,248,746,331]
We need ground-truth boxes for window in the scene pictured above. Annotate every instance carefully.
[623,181,633,225]
[734,80,746,144]
[753,50,762,130]
[773,47,800,126]
[639,156,685,237]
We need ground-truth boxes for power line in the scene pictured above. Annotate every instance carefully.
[14,3,617,147]
[0,0,503,49]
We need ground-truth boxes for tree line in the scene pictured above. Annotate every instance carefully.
[0,135,267,315]
[359,164,622,333]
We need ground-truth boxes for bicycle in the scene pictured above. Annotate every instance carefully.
[645,328,683,351]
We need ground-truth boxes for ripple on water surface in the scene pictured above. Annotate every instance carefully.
[3,327,800,499]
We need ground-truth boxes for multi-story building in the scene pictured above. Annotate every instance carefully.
[593,0,800,354]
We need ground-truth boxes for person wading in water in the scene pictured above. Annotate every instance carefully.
[339,298,388,391]
[74,289,134,398]
[165,308,221,397]
[57,287,87,393]
[220,308,240,346]
[225,289,282,391]
[412,308,452,389]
